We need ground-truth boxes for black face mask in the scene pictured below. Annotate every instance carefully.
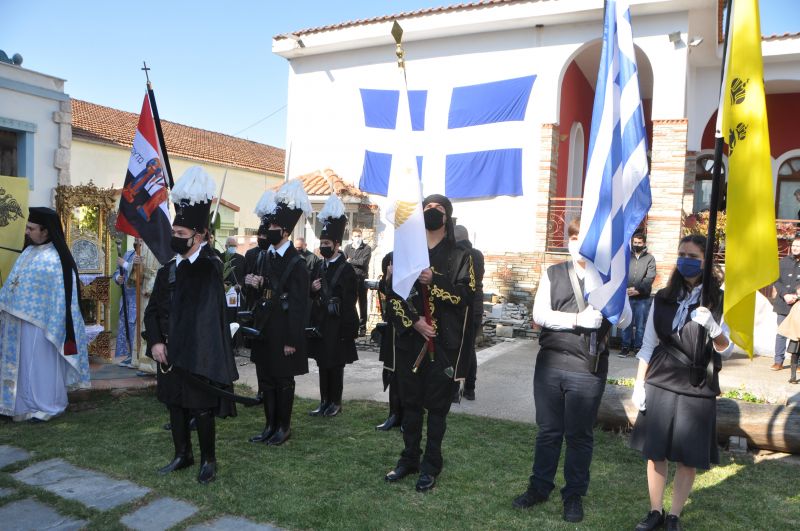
[632,245,644,253]
[257,238,270,251]
[266,229,283,246]
[320,245,335,259]
[170,233,195,255]
[423,209,445,231]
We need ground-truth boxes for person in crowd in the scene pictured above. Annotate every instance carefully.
[454,224,484,401]
[513,217,630,523]
[629,234,733,531]
[294,236,321,274]
[245,180,311,446]
[344,228,372,335]
[222,236,246,344]
[619,231,657,358]
[113,239,143,367]
[144,166,239,484]
[776,300,800,384]
[0,207,91,422]
[772,236,800,370]
[384,194,475,493]
[307,193,359,417]
[375,251,403,430]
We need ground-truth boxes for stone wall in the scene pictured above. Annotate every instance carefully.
[482,252,544,307]
[53,100,72,186]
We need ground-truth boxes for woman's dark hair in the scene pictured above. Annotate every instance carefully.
[658,234,723,312]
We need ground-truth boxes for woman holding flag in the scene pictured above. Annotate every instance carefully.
[629,235,733,531]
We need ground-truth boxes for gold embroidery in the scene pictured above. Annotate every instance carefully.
[390,299,413,328]
[468,255,476,291]
[428,295,437,332]
[430,285,461,305]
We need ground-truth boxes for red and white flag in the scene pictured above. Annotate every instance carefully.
[115,93,173,264]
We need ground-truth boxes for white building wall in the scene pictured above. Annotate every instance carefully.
[0,62,67,207]
[282,9,690,256]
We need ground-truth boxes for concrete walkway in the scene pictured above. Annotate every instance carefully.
[233,338,800,425]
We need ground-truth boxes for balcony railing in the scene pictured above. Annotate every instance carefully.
[545,196,797,261]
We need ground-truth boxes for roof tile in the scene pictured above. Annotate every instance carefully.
[71,99,285,175]
[273,169,367,199]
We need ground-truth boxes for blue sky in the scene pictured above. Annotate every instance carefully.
[2,0,796,150]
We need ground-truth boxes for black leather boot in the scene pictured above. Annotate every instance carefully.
[194,410,217,484]
[249,389,277,442]
[158,407,194,474]
[311,369,330,416]
[376,383,402,430]
[267,384,294,446]
[790,353,799,384]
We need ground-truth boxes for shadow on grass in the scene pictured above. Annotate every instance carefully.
[0,391,798,530]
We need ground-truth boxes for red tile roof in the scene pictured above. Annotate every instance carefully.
[273,169,368,199]
[763,32,800,42]
[71,99,285,175]
[275,0,529,39]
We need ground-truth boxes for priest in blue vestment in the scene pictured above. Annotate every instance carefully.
[0,207,91,421]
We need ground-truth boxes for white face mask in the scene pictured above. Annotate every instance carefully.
[352,237,362,246]
[568,240,583,263]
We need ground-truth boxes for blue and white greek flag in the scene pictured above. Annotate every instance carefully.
[578,0,651,324]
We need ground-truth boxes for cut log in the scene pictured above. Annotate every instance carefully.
[597,385,800,454]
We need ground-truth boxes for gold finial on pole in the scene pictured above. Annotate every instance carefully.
[391,21,405,70]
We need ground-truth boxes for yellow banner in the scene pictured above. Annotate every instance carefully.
[0,175,29,286]
[720,0,778,356]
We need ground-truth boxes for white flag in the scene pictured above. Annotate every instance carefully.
[386,73,429,300]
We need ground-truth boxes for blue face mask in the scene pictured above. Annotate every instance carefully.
[676,256,702,278]
[226,246,237,254]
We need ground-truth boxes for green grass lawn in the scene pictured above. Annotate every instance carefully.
[1,391,798,530]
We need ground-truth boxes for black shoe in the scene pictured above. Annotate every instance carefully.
[635,509,665,531]
[385,464,418,482]
[309,401,330,416]
[790,377,799,384]
[665,514,682,531]
[617,348,631,358]
[197,461,216,484]
[451,389,461,404]
[248,425,276,443]
[463,389,476,401]
[376,413,400,431]
[358,327,367,337]
[322,403,341,417]
[157,454,194,475]
[512,489,548,509]
[266,427,291,446]
[415,473,436,492]
[563,495,583,523]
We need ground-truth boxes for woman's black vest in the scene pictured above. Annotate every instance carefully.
[645,290,723,398]
[537,261,612,375]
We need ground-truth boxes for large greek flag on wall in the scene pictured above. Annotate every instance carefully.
[578,0,651,324]
[358,75,536,199]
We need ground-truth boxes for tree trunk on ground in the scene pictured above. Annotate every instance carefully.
[598,385,800,454]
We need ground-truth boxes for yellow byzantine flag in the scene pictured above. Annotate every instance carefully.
[717,0,778,357]
[385,71,429,301]
[0,175,29,286]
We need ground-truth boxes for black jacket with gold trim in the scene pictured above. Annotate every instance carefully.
[387,238,475,380]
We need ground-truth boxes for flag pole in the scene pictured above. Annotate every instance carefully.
[391,21,435,367]
[143,62,174,190]
[702,0,733,307]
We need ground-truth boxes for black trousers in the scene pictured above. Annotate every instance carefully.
[356,276,368,327]
[396,346,454,476]
[465,321,481,391]
[529,364,605,500]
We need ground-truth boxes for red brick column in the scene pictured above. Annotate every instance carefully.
[647,119,689,289]
[534,123,559,253]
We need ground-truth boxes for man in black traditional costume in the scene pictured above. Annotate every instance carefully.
[384,194,475,492]
[245,180,311,446]
[143,166,239,484]
[307,193,359,417]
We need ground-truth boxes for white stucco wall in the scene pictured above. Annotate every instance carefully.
[0,62,67,207]
[71,139,283,233]
[281,7,690,256]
